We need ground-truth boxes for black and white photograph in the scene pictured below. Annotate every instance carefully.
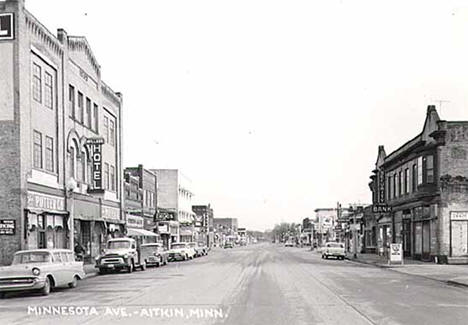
[2,0,468,324]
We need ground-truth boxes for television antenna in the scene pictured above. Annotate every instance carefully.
[433,99,450,116]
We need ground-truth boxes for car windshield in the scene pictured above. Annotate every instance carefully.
[108,241,131,249]
[326,243,344,248]
[12,252,51,264]
[172,244,186,249]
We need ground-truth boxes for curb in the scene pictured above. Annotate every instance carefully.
[346,257,468,289]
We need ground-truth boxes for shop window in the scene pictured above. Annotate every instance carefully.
[417,157,423,185]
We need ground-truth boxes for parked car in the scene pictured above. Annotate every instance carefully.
[140,243,168,267]
[224,242,234,249]
[197,242,209,255]
[95,238,146,274]
[168,243,196,261]
[0,249,85,298]
[285,241,294,247]
[321,242,346,260]
[187,242,205,257]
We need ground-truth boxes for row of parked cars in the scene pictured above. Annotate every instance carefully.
[0,237,209,298]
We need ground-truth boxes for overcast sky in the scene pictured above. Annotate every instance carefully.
[28,0,468,231]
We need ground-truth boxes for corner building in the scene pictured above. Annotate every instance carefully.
[370,106,468,262]
[0,0,124,264]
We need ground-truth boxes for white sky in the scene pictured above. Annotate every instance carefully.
[27,0,468,231]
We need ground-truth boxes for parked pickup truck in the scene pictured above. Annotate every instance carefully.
[95,238,146,274]
[321,242,346,260]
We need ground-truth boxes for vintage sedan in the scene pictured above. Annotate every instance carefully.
[168,243,196,261]
[140,243,168,267]
[0,249,85,298]
[187,242,205,257]
[321,242,346,260]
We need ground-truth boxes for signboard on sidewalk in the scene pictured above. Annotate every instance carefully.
[389,243,403,264]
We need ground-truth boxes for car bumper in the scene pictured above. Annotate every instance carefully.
[0,278,46,292]
[96,262,129,270]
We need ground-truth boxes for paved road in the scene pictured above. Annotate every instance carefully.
[2,244,468,325]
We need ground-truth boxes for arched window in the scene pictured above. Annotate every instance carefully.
[81,151,86,183]
[69,146,75,179]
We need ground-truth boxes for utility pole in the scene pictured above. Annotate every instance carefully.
[353,207,358,259]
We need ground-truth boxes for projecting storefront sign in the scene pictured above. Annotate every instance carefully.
[27,191,65,213]
[0,13,14,40]
[86,138,105,191]
[127,215,144,229]
[0,220,15,235]
[372,205,392,213]
[378,169,386,204]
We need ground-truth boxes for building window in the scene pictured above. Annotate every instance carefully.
[33,130,42,169]
[110,165,115,191]
[393,174,396,199]
[417,157,423,185]
[103,116,109,143]
[425,155,434,183]
[81,152,86,183]
[45,136,54,172]
[104,163,109,190]
[387,177,392,200]
[398,171,402,196]
[93,104,99,132]
[77,92,84,123]
[44,72,53,109]
[86,98,92,128]
[69,147,75,179]
[32,63,42,103]
[109,119,115,146]
[405,168,409,194]
[69,85,75,118]
[76,155,83,182]
[412,164,417,192]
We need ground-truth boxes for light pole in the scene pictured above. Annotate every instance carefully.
[66,178,77,251]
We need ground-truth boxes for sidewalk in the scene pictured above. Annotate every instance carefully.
[346,253,468,288]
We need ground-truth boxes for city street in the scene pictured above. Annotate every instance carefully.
[1,244,468,325]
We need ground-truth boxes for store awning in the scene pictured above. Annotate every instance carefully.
[127,228,158,237]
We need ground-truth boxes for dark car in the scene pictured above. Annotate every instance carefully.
[140,243,168,267]
[224,242,234,249]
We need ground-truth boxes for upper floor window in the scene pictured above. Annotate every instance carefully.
[44,72,53,109]
[103,116,109,143]
[86,98,92,128]
[104,163,110,190]
[93,104,99,132]
[69,85,75,118]
[387,177,392,200]
[417,157,423,185]
[393,174,397,199]
[77,92,84,124]
[412,164,417,192]
[425,155,434,183]
[110,165,115,191]
[109,119,115,146]
[405,168,409,194]
[398,171,402,196]
[32,63,42,103]
[45,136,54,173]
[33,130,42,169]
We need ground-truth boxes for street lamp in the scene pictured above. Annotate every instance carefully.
[66,178,77,250]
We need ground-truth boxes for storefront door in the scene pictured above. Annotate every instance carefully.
[451,221,468,257]
[422,221,431,261]
[402,219,411,257]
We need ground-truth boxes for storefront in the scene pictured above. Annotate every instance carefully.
[26,191,68,250]
[376,214,392,257]
[127,215,158,244]
[449,211,468,257]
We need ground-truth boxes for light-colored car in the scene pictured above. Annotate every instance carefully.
[285,241,294,247]
[0,249,85,297]
[321,242,346,260]
[187,242,205,257]
[168,243,196,261]
[140,243,168,267]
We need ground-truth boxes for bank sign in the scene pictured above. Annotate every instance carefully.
[0,13,14,41]
[86,138,105,191]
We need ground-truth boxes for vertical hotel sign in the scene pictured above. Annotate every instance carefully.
[86,138,105,192]
[0,13,14,40]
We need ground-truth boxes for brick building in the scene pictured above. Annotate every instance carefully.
[192,204,214,247]
[369,106,468,262]
[0,0,124,264]
[124,165,158,242]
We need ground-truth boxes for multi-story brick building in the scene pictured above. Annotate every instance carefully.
[192,204,214,247]
[0,0,124,264]
[124,165,158,242]
[369,106,468,262]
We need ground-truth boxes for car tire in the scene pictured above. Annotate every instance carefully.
[41,277,51,296]
[183,255,187,261]
[68,275,79,288]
